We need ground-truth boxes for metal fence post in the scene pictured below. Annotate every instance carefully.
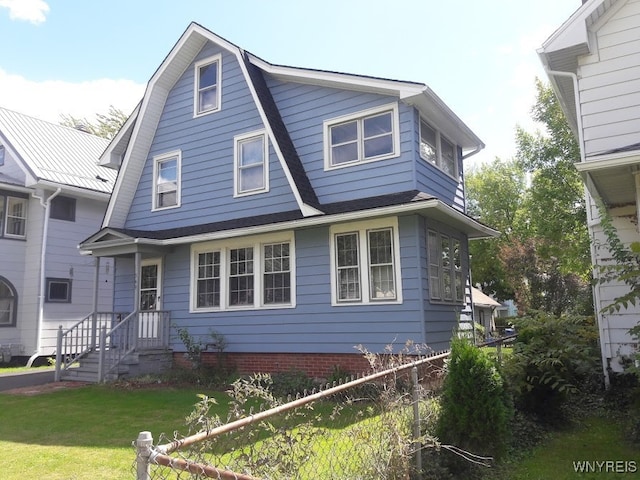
[136,431,153,480]
[411,366,422,477]
[54,325,63,382]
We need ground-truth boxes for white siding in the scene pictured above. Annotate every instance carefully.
[579,0,640,156]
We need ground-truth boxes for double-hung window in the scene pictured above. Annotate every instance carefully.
[152,151,181,210]
[234,131,268,196]
[191,233,295,312]
[331,218,402,305]
[5,196,27,238]
[427,229,464,303]
[420,118,458,178]
[325,103,399,169]
[194,54,221,116]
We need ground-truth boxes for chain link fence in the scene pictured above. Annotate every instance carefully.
[134,350,448,480]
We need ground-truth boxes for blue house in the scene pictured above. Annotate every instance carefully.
[70,23,496,380]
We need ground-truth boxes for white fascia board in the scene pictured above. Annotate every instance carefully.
[98,103,140,167]
[31,180,111,201]
[85,200,498,255]
[574,151,640,172]
[0,131,39,184]
[540,0,596,54]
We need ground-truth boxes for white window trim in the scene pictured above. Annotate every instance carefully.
[194,54,222,117]
[4,196,27,239]
[427,228,464,305]
[329,217,403,306]
[45,277,72,303]
[190,231,296,312]
[152,150,182,212]
[233,130,269,197]
[419,117,459,179]
[323,102,400,171]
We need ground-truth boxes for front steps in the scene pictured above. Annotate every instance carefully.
[60,348,173,383]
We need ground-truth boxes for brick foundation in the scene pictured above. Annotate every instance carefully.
[173,351,446,384]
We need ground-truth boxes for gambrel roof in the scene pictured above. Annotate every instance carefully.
[101,22,485,229]
[0,106,114,195]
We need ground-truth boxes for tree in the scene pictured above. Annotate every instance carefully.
[60,105,128,140]
[466,80,593,315]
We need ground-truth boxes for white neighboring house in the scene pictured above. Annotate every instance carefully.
[0,107,116,365]
[471,286,501,338]
[539,0,640,384]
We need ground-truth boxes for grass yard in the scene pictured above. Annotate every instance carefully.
[494,415,639,480]
[0,384,228,480]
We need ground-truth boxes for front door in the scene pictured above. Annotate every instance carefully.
[140,259,162,311]
[139,259,162,342]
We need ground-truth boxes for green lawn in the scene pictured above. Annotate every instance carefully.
[494,415,638,480]
[0,384,227,480]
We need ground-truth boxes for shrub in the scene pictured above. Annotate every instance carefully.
[503,312,601,423]
[270,369,316,398]
[436,337,512,463]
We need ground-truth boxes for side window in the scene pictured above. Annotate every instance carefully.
[194,55,222,116]
[45,278,72,303]
[427,229,464,304]
[5,197,27,238]
[420,118,459,178]
[152,151,181,210]
[50,196,76,222]
[234,132,268,196]
[0,277,17,326]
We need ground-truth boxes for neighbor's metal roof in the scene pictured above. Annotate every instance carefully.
[0,107,115,193]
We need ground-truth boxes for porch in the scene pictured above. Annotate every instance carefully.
[55,310,172,383]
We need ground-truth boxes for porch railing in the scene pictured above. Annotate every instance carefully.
[55,310,171,382]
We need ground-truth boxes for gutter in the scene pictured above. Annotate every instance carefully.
[27,187,62,367]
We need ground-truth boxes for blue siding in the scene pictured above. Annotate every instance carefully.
[266,77,415,204]
[125,42,300,231]
[113,215,462,354]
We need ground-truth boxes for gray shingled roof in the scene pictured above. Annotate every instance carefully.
[0,107,115,193]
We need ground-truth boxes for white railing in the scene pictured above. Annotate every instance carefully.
[55,310,170,382]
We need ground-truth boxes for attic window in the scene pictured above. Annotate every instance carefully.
[194,54,222,116]
[0,146,4,166]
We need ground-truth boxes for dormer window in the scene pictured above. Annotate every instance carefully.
[420,118,458,178]
[194,54,222,116]
[152,150,181,210]
[0,146,4,166]
[324,103,400,169]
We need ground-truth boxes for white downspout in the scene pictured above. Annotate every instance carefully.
[544,68,612,385]
[27,187,62,367]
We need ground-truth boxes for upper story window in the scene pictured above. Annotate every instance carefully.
[194,54,222,117]
[234,131,269,196]
[427,229,464,303]
[152,151,181,211]
[0,277,17,327]
[330,217,403,305]
[50,195,76,222]
[190,232,295,312]
[324,103,400,170]
[0,146,5,166]
[1,195,28,239]
[420,118,458,178]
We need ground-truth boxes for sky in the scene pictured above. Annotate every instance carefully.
[0,0,582,167]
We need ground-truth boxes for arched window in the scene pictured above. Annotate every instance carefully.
[0,277,17,327]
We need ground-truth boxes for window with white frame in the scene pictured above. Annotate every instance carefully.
[194,55,221,116]
[0,277,17,326]
[420,118,458,178]
[427,229,464,303]
[5,196,27,238]
[152,151,181,210]
[330,218,402,305]
[325,103,399,169]
[234,132,268,196]
[191,233,295,312]
[45,278,72,303]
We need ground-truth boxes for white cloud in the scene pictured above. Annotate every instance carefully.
[0,0,49,24]
[0,68,144,124]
